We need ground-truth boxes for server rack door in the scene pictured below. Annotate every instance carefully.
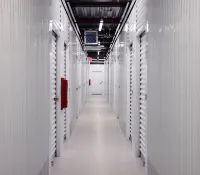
[51,32,58,160]
[139,32,147,163]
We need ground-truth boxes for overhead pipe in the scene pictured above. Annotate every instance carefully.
[70,1,128,8]
[111,0,136,50]
[106,0,136,59]
[61,0,84,49]
[120,2,130,23]
[66,1,77,23]
[66,1,82,35]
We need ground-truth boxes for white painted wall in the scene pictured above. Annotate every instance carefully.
[104,60,109,101]
[51,0,89,156]
[0,0,51,175]
[89,65,105,96]
[127,4,141,158]
[0,0,89,174]
[106,0,146,165]
[114,47,120,117]
[108,0,148,163]
[106,0,200,174]
[106,26,132,138]
[114,30,129,138]
[147,0,200,174]
[51,0,70,157]
[68,24,89,136]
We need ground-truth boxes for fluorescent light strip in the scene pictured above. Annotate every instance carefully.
[99,19,104,31]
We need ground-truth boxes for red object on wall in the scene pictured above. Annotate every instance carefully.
[89,79,91,86]
[61,78,68,110]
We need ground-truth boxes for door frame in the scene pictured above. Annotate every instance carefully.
[135,24,148,165]
[49,25,63,168]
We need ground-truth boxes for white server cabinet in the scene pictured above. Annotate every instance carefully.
[63,43,67,140]
[136,0,147,164]
[114,40,120,117]
[107,61,110,102]
[66,40,71,141]
[125,23,133,140]
[69,29,78,133]
[77,43,82,116]
[118,31,128,136]
[107,0,148,164]
[51,32,58,160]
[128,43,133,140]
[81,56,85,111]
[65,21,71,141]
[115,58,120,117]
[109,56,112,105]
[110,54,115,109]
[104,61,107,97]
[105,60,109,101]
[138,32,147,162]
[104,60,109,99]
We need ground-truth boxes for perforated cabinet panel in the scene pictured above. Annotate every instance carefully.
[129,45,134,139]
[63,44,67,140]
[51,32,58,159]
[139,32,147,162]
[136,0,147,32]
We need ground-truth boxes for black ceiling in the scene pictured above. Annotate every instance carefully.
[67,0,130,64]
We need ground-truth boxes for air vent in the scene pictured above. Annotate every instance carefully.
[84,31,98,45]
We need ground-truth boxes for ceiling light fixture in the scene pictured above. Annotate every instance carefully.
[99,19,104,32]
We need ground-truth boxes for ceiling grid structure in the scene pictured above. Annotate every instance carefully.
[65,0,131,64]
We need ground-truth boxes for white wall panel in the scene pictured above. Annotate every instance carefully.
[80,57,88,111]
[0,0,51,175]
[112,46,119,115]
[147,0,200,175]
[108,1,145,161]
[118,30,129,137]
[127,5,141,158]
[0,0,88,174]
[51,0,72,157]
[68,28,88,135]
[110,55,115,109]
[104,60,109,100]
[107,30,129,137]
[69,29,78,134]
[112,40,120,117]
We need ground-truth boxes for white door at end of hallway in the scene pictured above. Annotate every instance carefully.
[51,32,58,161]
[90,71,104,95]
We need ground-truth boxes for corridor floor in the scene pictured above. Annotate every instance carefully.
[51,97,145,175]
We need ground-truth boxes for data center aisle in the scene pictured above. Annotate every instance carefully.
[51,96,144,175]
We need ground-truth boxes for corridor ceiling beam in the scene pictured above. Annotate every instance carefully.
[70,2,128,7]
[76,18,120,24]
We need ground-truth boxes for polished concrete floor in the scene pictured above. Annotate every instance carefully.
[51,96,145,175]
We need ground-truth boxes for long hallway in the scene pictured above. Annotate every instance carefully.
[51,97,145,175]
